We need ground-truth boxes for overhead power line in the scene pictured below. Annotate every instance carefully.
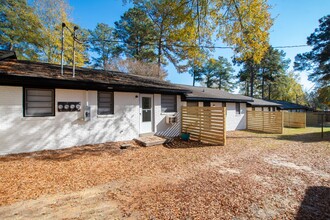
[78,38,309,50]
[273,45,309,49]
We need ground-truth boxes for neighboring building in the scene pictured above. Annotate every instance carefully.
[0,50,17,60]
[268,100,310,112]
[0,51,189,155]
[246,98,281,111]
[179,85,253,131]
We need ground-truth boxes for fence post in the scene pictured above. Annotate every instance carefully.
[223,107,226,145]
[246,110,249,130]
[262,111,265,132]
[181,106,183,134]
[281,111,284,134]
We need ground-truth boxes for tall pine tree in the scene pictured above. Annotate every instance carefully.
[114,7,157,62]
[89,23,118,70]
[0,0,43,60]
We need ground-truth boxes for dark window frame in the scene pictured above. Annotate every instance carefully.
[97,91,114,115]
[23,87,55,117]
[236,102,241,114]
[203,101,211,107]
[187,101,199,107]
[161,94,177,113]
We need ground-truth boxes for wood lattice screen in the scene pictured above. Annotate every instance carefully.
[284,112,306,128]
[247,110,283,134]
[181,107,226,145]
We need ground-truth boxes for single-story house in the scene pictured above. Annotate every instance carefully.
[268,100,310,112]
[179,85,253,131]
[0,51,190,155]
[246,98,281,111]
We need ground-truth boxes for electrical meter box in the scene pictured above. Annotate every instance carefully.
[84,106,91,121]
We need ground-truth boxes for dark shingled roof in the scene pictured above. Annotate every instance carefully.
[0,50,17,60]
[247,98,281,107]
[268,100,310,110]
[0,58,189,94]
[179,85,253,103]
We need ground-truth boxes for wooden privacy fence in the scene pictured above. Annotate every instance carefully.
[284,112,306,128]
[181,107,226,145]
[247,110,283,134]
[306,112,330,127]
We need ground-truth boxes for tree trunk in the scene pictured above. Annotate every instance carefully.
[136,41,139,58]
[218,74,222,90]
[245,80,248,96]
[250,68,254,98]
[268,84,271,100]
[193,67,196,86]
[261,69,265,99]
[157,27,163,78]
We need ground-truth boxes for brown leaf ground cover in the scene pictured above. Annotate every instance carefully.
[0,127,329,219]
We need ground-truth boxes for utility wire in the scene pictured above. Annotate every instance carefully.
[76,38,309,49]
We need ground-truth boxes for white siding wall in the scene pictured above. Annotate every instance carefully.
[225,102,246,131]
[181,101,247,131]
[154,94,181,137]
[208,102,247,131]
[0,86,181,155]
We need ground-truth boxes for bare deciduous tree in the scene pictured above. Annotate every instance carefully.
[105,58,167,80]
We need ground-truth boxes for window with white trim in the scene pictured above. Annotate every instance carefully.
[24,88,55,117]
[98,91,114,115]
[161,95,177,112]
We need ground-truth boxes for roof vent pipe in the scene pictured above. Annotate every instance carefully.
[72,26,78,78]
[61,23,66,76]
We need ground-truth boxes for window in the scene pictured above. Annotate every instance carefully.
[24,88,55,117]
[161,95,177,112]
[203,101,211,107]
[236,103,241,114]
[142,97,152,122]
[222,102,226,108]
[98,91,114,115]
[187,102,198,107]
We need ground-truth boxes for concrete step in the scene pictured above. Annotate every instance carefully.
[134,136,167,147]
[139,132,155,137]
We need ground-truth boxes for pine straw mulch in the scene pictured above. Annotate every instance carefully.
[0,129,329,219]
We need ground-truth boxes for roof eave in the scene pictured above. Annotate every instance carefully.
[183,96,253,103]
[0,75,189,94]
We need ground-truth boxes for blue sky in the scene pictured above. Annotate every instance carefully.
[69,0,330,92]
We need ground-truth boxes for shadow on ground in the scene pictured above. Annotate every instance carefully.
[0,141,138,162]
[164,139,215,149]
[296,186,330,220]
[278,131,330,143]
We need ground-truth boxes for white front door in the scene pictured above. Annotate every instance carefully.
[140,94,153,134]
